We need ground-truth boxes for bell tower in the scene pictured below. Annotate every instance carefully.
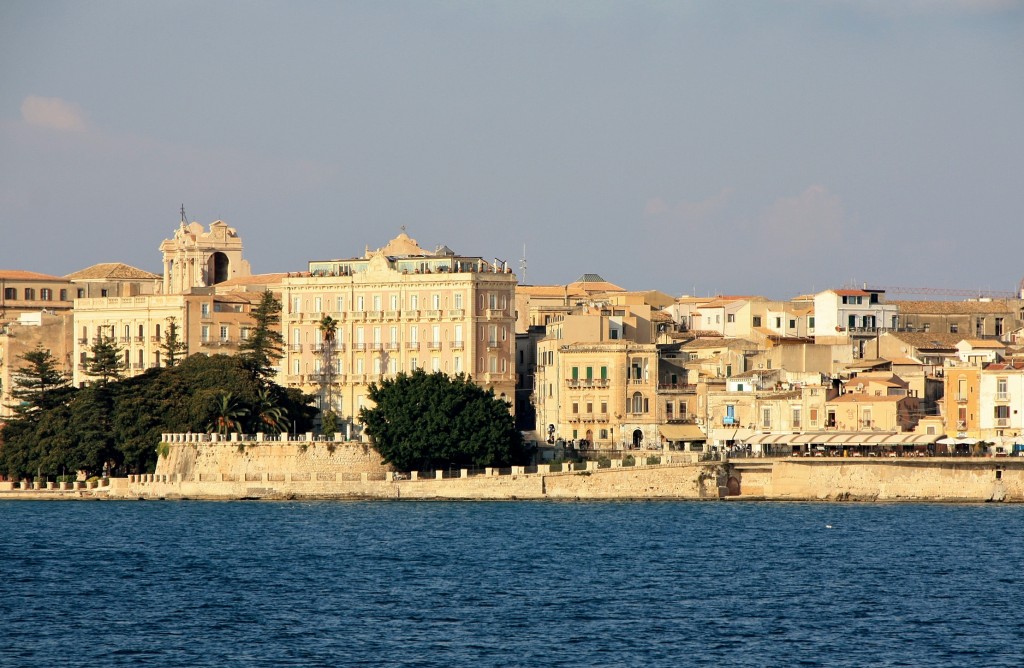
[159,207,252,294]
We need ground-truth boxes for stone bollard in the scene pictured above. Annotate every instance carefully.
[47,482,56,490]
[587,461,598,471]
[512,466,525,475]
[435,470,444,480]
[537,464,551,474]
[410,471,419,481]
[460,469,469,478]
[60,482,71,491]
[485,467,495,476]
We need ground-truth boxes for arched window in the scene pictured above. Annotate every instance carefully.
[632,392,644,414]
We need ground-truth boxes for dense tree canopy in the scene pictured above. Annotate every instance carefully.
[359,369,528,471]
[0,353,317,479]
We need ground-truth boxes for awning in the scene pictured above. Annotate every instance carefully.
[660,424,706,441]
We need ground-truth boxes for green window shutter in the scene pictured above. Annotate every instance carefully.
[586,366,593,380]
[601,366,607,380]
[572,366,578,380]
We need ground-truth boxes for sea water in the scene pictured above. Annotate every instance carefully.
[1,500,1022,667]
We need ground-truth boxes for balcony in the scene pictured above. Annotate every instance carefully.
[404,310,420,320]
[288,343,302,352]
[485,309,504,318]
[406,341,419,349]
[566,379,610,389]
[384,310,400,320]
[352,343,368,351]
[658,383,697,393]
[366,311,383,321]
[996,393,1009,402]
[449,341,464,350]
[134,336,145,343]
[996,418,1009,427]
[385,342,400,351]
[78,337,88,344]
[424,309,442,320]
[666,417,695,424]
[448,308,465,319]
[427,341,442,351]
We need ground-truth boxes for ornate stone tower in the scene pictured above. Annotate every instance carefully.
[159,214,252,295]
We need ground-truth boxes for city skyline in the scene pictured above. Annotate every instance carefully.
[2,1,1023,299]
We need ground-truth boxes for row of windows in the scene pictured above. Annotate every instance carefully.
[201,325,250,341]
[294,354,508,376]
[291,291,506,314]
[3,287,70,301]
[288,324,507,346]
[82,324,165,340]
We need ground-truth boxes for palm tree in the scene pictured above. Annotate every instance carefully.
[318,314,338,413]
[209,391,249,436]
[251,387,286,433]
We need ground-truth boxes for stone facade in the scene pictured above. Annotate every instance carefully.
[279,232,517,432]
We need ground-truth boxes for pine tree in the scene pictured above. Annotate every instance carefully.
[7,346,74,419]
[84,335,126,384]
[161,316,188,367]
[238,290,285,384]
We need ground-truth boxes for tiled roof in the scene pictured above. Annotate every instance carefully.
[565,279,625,294]
[832,289,870,296]
[892,300,1020,315]
[961,339,1005,349]
[831,394,907,403]
[0,270,66,281]
[884,331,964,350]
[65,263,160,280]
[518,285,571,297]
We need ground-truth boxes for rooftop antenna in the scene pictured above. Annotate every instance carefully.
[179,204,189,226]
[519,244,527,283]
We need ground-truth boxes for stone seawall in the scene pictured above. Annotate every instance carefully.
[6,440,1023,502]
[742,457,1024,502]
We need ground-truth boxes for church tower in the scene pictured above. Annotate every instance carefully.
[159,209,252,294]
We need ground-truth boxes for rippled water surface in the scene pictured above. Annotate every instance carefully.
[1,500,1022,667]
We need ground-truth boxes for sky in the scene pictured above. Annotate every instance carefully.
[1,0,1023,299]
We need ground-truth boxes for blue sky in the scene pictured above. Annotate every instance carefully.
[2,0,1022,298]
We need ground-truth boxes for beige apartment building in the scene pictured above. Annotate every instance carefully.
[279,232,517,434]
[0,271,74,320]
[534,303,661,450]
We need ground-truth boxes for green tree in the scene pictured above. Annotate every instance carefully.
[84,334,126,384]
[6,345,75,418]
[318,314,338,413]
[250,387,286,433]
[208,391,249,435]
[161,316,188,367]
[238,290,285,383]
[359,369,527,471]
